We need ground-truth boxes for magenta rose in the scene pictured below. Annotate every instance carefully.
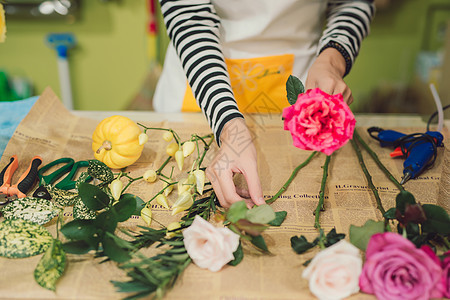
[359,232,443,300]
[442,251,450,298]
[282,88,356,155]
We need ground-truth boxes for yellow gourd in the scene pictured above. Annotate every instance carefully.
[92,115,144,169]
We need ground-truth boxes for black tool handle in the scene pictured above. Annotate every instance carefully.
[16,156,43,197]
[0,155,18,187]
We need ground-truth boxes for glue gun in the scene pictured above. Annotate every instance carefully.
[367,127,444,184]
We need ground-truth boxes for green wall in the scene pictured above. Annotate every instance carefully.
[0,0,149,110]
[0,0,449,112]
[347,0,450,112]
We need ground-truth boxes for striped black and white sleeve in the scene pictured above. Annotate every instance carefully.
[159,0,243,146]
[319,0,375,76]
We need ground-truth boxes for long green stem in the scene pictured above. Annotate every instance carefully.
[196,135,214,169]
[266,151,317,204]
[353,129,405,192]
[350,138,386,216]
[314,155,331,229]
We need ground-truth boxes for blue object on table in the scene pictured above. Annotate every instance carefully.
[0,96,38,156]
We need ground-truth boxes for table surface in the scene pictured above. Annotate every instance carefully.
[1,106,449,300]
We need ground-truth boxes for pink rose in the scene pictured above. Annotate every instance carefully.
[183,215,240,272]
[442,251,450,298]
[283,88,356,155]
[302,240,362,300]
[359,232,443,300]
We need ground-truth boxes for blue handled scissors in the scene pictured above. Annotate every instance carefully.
[32,158,92,200]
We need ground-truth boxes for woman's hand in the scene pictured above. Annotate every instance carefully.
[305,47,353,105]
[206,118,265,208]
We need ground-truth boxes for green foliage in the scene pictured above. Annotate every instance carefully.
[227,201,248,223]
[228,242,243,266]
[246,204,276,224]
[349,220,386,251]
[323,228,346,247]
[286,75,305,105]
[291,228,346,255]
[268,211,288,226]
[0,218,53,258]
[34,239,66,291]
[395,190,416,214]
[113,194,137,222]
[251,235,269,252]
[1,197,60,225]
[291,235,316,254]
[87,159,114,183]
[421,204,450,235]
[78,182,111,211]
[102,233,132,263]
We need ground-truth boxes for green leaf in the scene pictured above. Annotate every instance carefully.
[246,204,276,224]
[395,190,416,214]
[268,211,287,226]
[228,242,243,266]
[102,232,132,263]
[60,219,102,248]
[129,194,145,215]
[349,219,385,251]
[1,197,60,225]
[384,207,396,219]
[78,182,111,211]
[62,240,93,254]
[46,185,79,207]
[421,204,450,235]
[290,235,316,254]
[73,198,97,220]
[111,280,156,294]
[227,201,248,223]
[251,235,269,252]
[0,218,53,258]
[95,210,118,233]
[114,194,137,222]
[286,75,305,105]
[235,219,268,236]
[324,228,346,247]
[87,160,114,183]
[34,239,66,291]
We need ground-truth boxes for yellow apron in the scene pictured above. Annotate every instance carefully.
[181,54,293,113]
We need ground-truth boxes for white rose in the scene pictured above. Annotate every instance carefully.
[183,215,240,272]
[302,240,362,300]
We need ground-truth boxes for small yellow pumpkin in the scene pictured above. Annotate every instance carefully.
[92,115,144,169]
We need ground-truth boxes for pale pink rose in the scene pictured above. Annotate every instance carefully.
[359,232,443,300]
[183,215,240,272]
[283,88,356,155]
[302,240,362,300]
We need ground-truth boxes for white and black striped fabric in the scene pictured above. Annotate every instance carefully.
[159,0,375,145]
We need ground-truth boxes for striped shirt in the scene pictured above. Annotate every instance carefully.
[159,0,375,145]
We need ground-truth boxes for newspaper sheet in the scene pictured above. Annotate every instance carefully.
[0,88,447,299]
